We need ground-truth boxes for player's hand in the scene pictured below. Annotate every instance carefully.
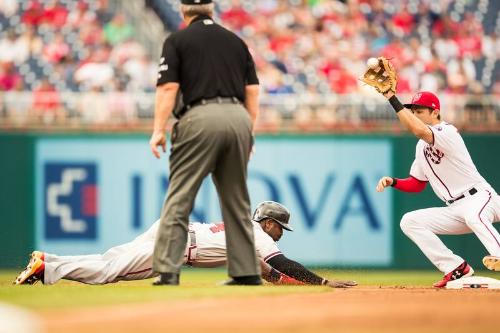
[149,130,167,159]
[376,176,394,192]
[325,279,358,288]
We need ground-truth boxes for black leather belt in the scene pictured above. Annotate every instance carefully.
[447,188,477,205]
[176,96,242,118]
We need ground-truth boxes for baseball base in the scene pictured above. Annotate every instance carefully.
[446,276,500,289]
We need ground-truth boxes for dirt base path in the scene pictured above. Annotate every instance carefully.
[43,287,500,333]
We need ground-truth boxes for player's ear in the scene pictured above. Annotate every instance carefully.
[434,109,441,120]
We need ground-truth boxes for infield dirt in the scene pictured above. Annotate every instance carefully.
[43,287,500,333]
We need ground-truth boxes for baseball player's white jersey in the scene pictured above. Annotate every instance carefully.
[401,121,500,273]
[43,221,280,285]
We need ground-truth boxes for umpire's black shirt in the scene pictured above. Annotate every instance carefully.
[156,14,259,107]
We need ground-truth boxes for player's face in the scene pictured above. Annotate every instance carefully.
[411,106,437,124]
[264,220,283,242]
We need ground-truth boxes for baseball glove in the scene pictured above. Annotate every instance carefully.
[361,57,397,94]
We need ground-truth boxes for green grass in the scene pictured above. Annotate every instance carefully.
[0,269,498,310]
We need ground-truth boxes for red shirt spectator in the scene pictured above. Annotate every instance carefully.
[455,31,482,58]
[392,9,414,35]
[329,67,357,94]
[0,62,23,91]
[21,0,43,26]
[40,0,68,28]
[221,6,253,30]
[268,32,296,54]
[32,79,61,112]
[43,34,70,63]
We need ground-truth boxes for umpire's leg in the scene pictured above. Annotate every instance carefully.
[153,110,220,275]
[211,104,260,278]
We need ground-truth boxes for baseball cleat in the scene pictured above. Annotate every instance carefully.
[14,257,45,285]
[482,256,500,271]
[31,251,45,261]
[433,261,474,288]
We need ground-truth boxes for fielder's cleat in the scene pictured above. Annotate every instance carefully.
[482,256,500,271]
[433,261,474,288]
[14,257,45,285]
[31,251,45,261]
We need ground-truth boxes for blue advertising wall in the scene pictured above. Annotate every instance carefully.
[35,136,393,266]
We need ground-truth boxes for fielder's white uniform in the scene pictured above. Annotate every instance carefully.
[43,221,282,285]
[400,121,500,273]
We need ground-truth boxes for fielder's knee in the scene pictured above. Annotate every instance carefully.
[400,212,419,235]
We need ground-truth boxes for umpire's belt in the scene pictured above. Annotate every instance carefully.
[176,96,241,118]
[186,230,197,266]
[446,188,477,205]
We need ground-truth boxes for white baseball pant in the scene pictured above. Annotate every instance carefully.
[400,187,500,274]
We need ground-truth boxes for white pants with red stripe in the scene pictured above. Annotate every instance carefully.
[400,188,500,274]
[43,222,161,285]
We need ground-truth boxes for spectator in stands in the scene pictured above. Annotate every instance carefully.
[22,0,44,27]
[0,30,27,64]
[31,78,64,124]
[67,1,96,28]
[0,0,18,20]
[40,0,68,28]
[16,26,43,61]
[0,62,23,91]
[107,81,137,124]
[123,54,157,92]
[79,85,108,125]
[104,13,134,45]
[42,32,70,64]
[74,44,113,90]
[79,20,106,46]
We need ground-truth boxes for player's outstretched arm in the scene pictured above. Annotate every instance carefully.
[266,254,357,288]
[383,91,434,144]
[260,260,304,285]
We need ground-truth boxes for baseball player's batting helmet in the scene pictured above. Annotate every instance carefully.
[252,201,293,231]
[404,91,440,110]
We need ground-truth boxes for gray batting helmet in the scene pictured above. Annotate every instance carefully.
[252,201,293,231]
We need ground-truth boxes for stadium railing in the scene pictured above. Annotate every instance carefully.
[0,92,498,133]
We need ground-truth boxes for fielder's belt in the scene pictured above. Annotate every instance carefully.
[446,188,478,205]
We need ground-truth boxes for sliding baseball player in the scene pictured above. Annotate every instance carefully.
[14,201,357,288]
[362,57,500,288]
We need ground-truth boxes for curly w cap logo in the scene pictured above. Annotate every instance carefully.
[44,163,98,239]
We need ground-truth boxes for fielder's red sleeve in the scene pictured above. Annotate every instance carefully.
[391,176,427,193]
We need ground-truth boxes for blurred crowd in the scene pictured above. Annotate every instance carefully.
[0,0,498,129]
[216,0,499,96]
[0,0,156,124]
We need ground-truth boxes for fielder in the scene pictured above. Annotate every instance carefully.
[362,57,500,288]
[14,201,357,288]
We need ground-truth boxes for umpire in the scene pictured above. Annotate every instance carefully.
[149,0,261,285]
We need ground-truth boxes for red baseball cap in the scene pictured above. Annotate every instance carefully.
[404,91,440,110]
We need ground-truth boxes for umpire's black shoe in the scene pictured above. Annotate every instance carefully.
[222,275,262,286]
[152,273,180,286]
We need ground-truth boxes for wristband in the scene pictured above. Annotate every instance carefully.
[389,95,404,113]
[390,178,398,187]
[321,279,328,285]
